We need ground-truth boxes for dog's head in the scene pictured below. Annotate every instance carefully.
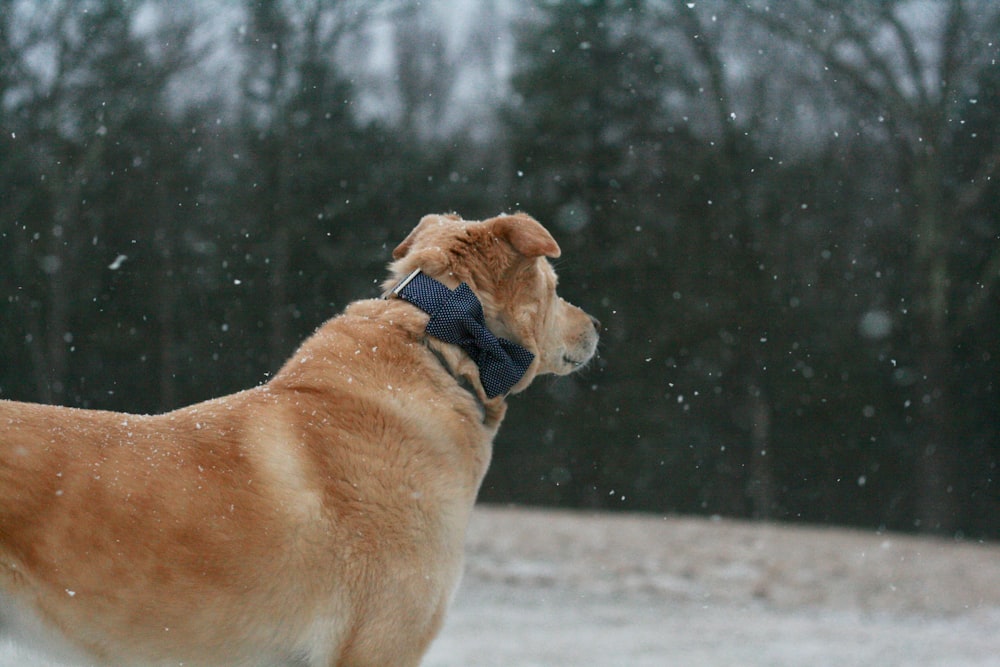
[386,213,599,394]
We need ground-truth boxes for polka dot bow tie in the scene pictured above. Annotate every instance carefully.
[388,269,535,398]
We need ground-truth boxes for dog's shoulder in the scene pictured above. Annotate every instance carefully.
[268,298,487,426]
[271,298,428,385]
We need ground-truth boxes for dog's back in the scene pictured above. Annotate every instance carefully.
[0,395,330,665]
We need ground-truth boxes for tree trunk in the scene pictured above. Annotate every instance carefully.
[914,341,958,533]
[269,222,291,370]
[155,181,179,412]
[43,179,80,405]
[746,381,775,520]
[911,149,959,534]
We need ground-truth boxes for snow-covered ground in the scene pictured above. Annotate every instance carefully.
[3,505,999,666]
[425,506,1000,667]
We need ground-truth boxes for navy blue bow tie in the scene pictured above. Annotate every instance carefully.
[388,270,535,398]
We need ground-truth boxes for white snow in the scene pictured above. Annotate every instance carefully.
[2,505,999,666]
[425,506,1000,667]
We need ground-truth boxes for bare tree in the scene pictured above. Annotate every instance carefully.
[1,1,200,405]
[746,0,1000,532]
[238,0,372,370]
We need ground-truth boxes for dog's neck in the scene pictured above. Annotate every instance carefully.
[416,327,509,427]
[385,269,531,424]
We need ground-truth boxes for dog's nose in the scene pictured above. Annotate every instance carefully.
[589,315,601,331]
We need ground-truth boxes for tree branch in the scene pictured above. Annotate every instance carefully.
[742,3,914,145]
[882,3,930,111]
[674,1,733,145]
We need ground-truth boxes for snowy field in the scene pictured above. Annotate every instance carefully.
[425,506,1000,667]
[2,505,999,666]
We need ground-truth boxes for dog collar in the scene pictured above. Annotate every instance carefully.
[387,269,534,398]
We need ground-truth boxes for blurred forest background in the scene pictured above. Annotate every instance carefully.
[1,0,998,538]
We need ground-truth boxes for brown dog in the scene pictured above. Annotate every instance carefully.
[0,213,599,666]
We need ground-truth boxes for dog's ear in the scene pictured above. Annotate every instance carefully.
[487,213,561,259]
[393,213,462,260]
